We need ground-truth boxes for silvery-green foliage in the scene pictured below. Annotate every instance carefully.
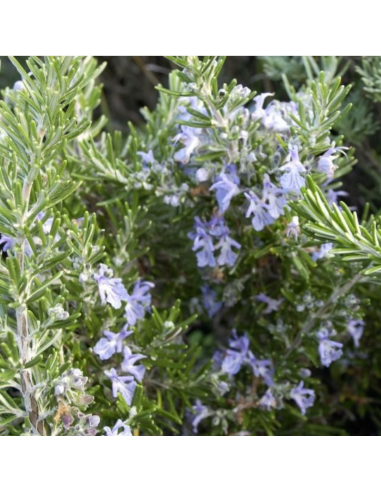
[357,57,381,102]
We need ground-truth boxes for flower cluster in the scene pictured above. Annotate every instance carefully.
[92,270,153,408]
[290,382,316,416]
[245,173,288,231]
[189,215,241,268]
[210,330,317,418]
[172,81,350,259]
[317,328,343,367]
[94,326,133,360]
[0,55,370,438]
[93,264,154,326]
[252,92,297,133]
[210,167,240,213]
[219,331,274,386]
[201,284,223,318]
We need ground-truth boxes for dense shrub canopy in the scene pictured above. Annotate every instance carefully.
[0,56,381,436]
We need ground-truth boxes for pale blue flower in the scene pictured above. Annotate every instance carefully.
[252,92,274,121]
[262,102,289,132]
[245,174,287,233]
[0,234,33,257]
[215,229,241,267]
[245,192,274,231]
[189,215,238,268]
[264,113,289,133]
[290,381,315,415]
[221,331,250,376]
[94,326,133,360]
[210,169,240,213]
[0,235,15,252]
[191,400,210,434]
[317,148,338,178]
[229,331,250,352]
[173,126,201,164]
[212,350,224,371]
[105,368,137,406]
[104,419,132,436]
[221,351,246,376]
[317,328,343,367]
[36,212,56,236]
[279,146,306,192]
[189,217,216,268]
[121,346,146,382]
[124,280,154,326]
[207,215,226,237]
[326,188,348,206]
[347,319,364,348]
[262,174,287,219]
[201,285,222,318]
[177,96,207,121]
[93,264,128,309]
[34,212,59,242]
[312,243,333,261]
[259,389,277,411]
[194,237,215,267]
[248,353,274,386]
[222,330,274,385]
[137,150,155,165]
[256,293,283,314]
[317,147,347,179]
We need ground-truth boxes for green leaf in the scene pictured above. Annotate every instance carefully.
[27,272,63,303]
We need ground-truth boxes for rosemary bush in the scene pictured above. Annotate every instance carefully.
[0,55,380,436]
